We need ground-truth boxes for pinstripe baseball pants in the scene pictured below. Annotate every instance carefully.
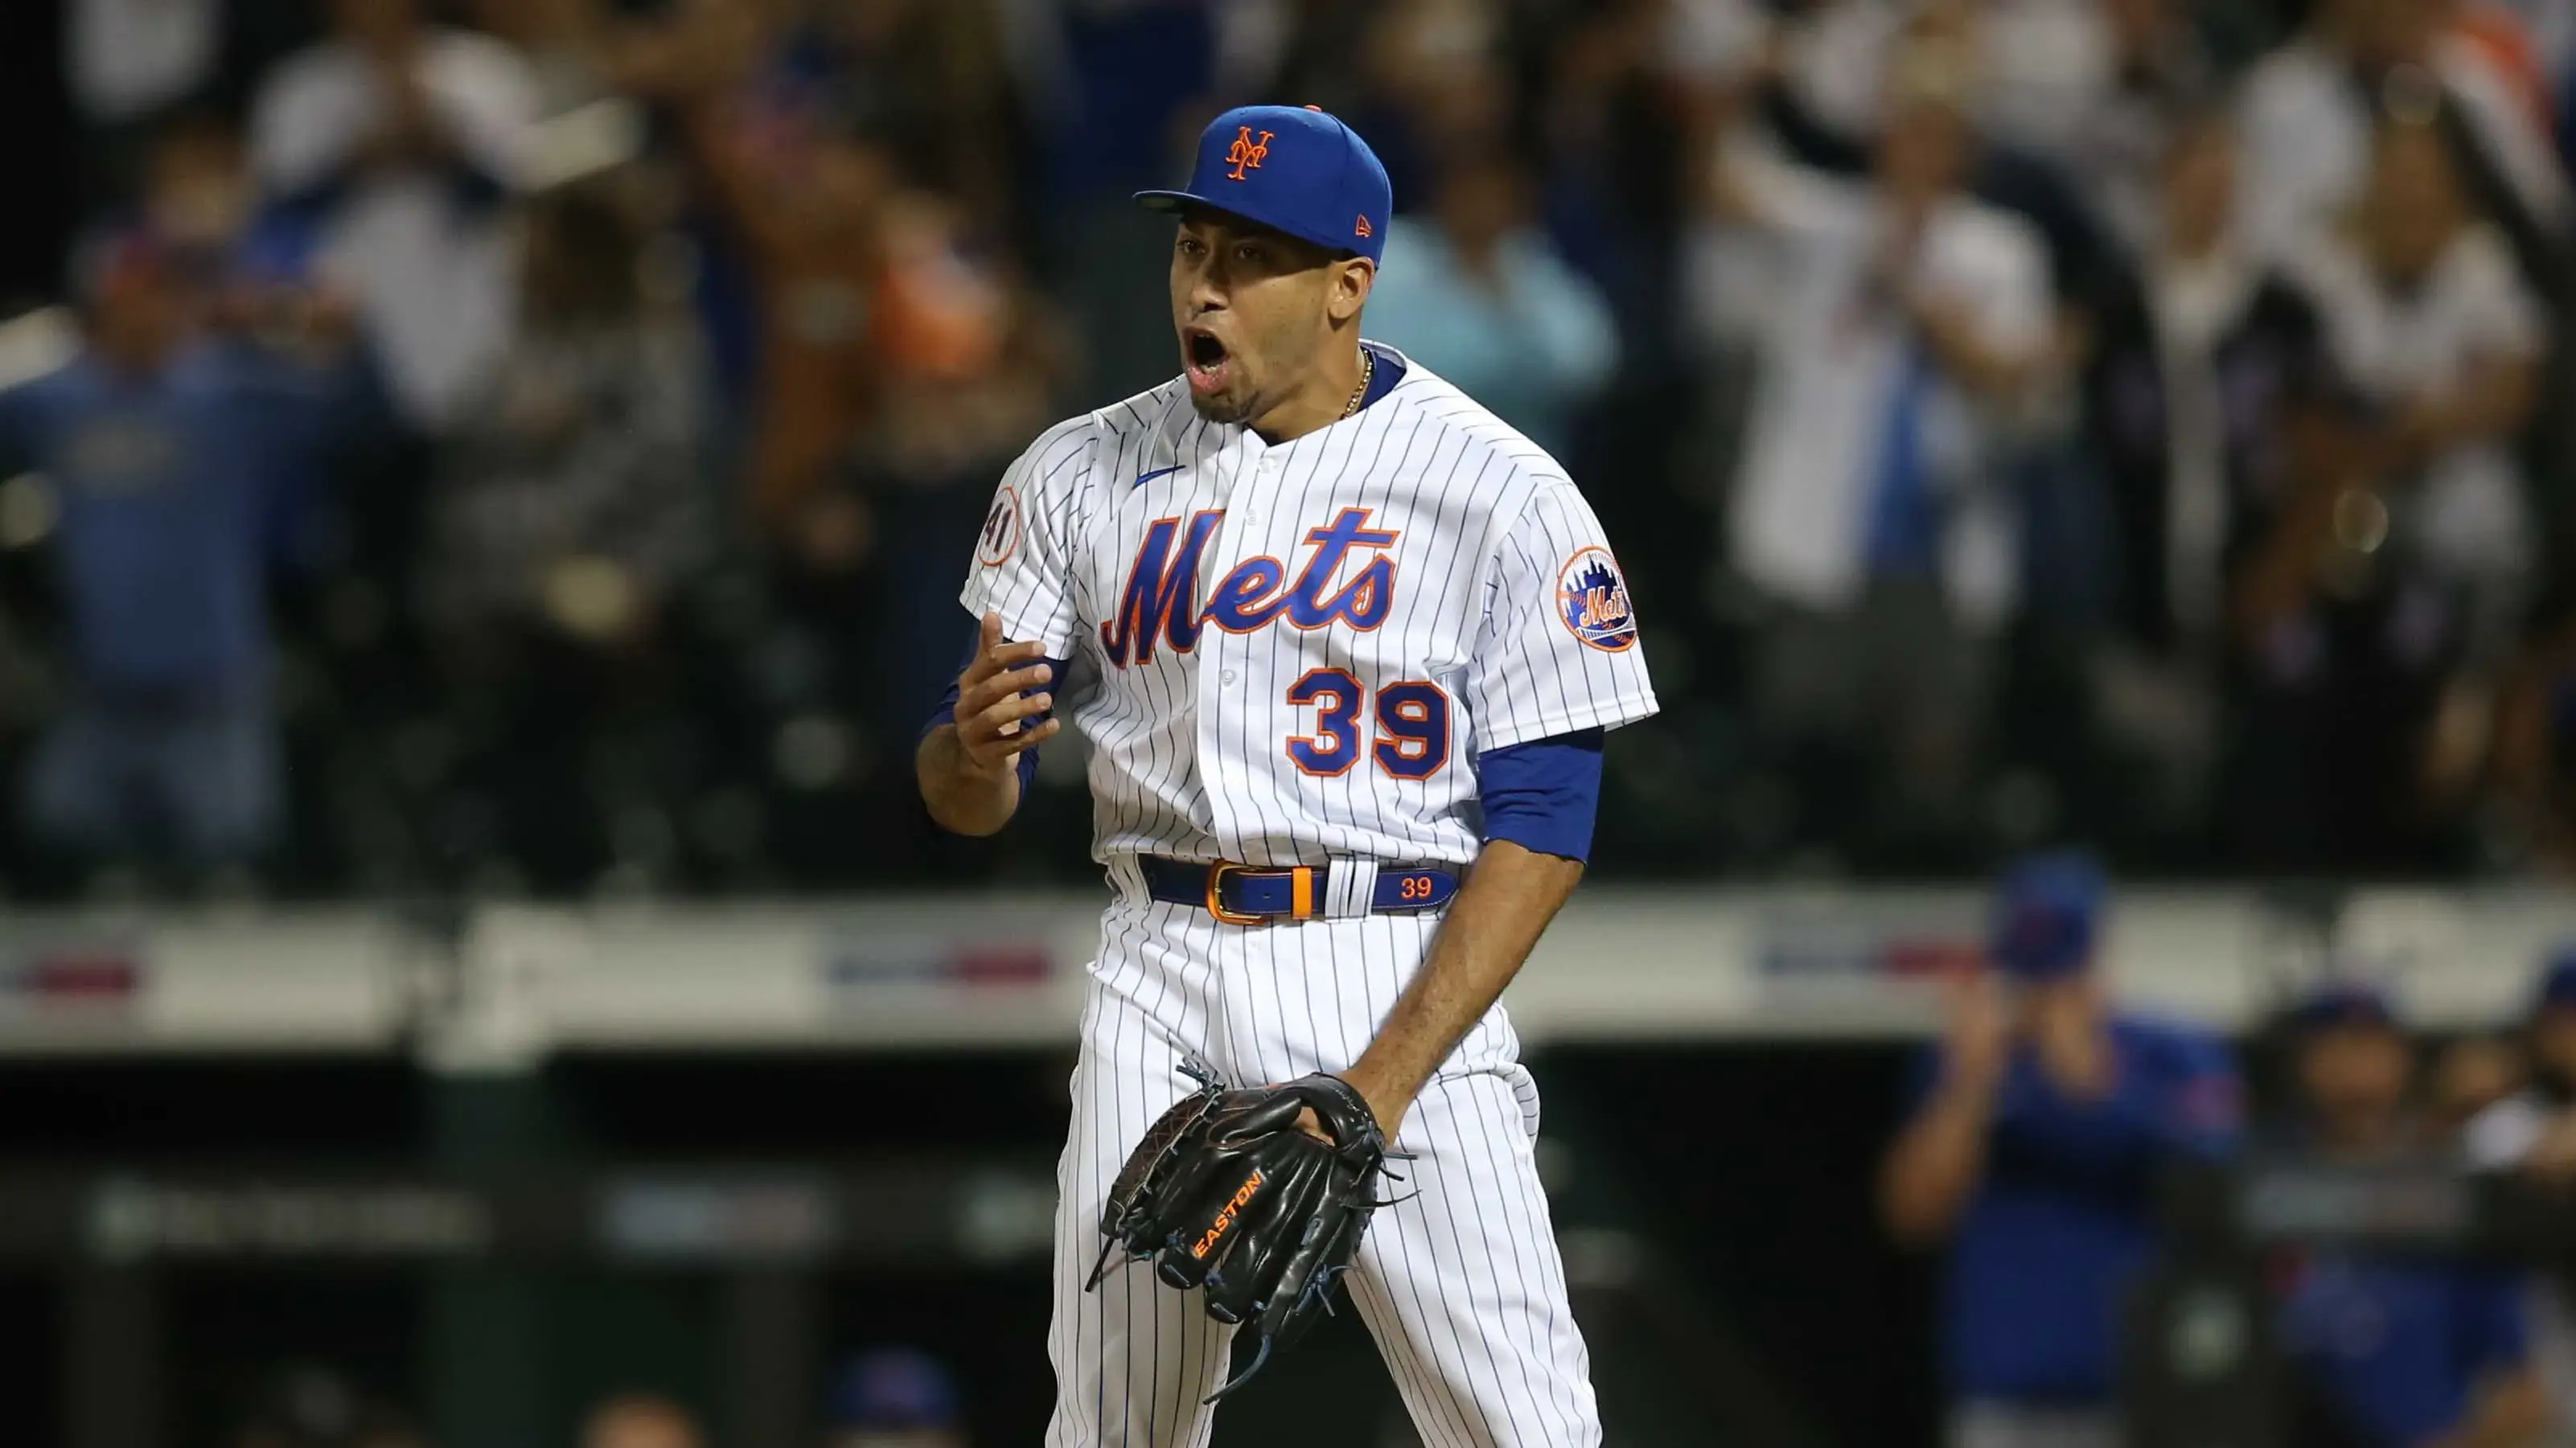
[1046,889,1603,1446]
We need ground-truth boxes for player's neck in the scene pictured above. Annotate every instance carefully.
[1248,337,1369,446]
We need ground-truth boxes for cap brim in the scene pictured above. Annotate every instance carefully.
[1131,190,1363,259]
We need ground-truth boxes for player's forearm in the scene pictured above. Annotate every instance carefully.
[1343,840,1584,1137]
[1880,1074,2002,1245]
[916,724,1021,836]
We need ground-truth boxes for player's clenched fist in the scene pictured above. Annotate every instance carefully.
[951,611,1061,778]
[918,612,1058,836]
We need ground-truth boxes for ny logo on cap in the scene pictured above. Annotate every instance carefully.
[1225,127,1273,181]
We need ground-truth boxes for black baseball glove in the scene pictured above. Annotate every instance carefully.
[1087,1058,1395,1402]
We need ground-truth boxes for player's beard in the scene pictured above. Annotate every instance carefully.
[1187,384,1259,425]
[1184,351,1263,425]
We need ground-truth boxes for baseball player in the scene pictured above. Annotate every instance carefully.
[2273,982,2551,1448]
[915,104,1658,1445]
[1880,854,2242,1448]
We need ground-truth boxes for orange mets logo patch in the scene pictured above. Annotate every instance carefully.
[1225,127,1273,181]
[1557,546,1637,651]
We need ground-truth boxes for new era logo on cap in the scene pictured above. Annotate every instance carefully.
[1135,105,1393,265]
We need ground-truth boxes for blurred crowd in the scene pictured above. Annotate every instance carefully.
[1886,854,2576,1448]
[16,0,2576,895]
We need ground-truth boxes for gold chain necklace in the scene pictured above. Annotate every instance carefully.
[1340,347,1375,419]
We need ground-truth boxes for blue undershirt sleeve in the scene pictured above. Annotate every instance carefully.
[1477,728,1605,862]
[922,624,1062,790]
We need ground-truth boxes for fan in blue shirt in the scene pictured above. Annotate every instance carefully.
[1882,852,2244,1448]
[0,230,355,867]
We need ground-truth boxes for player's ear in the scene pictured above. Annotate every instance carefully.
[1328,257,1374,324]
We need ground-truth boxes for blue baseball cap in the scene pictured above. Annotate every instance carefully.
[1989,851,2107,981]
[2285,979,2401,1035]
[1136,105,1391,265]
[825,1348,959,1430]
[2534,946,2576,1016]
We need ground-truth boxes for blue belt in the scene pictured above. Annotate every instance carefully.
[1136,856,1459,925]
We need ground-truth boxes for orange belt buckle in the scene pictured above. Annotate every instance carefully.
[1288,866,1317,922]
[1205,861,1267,926]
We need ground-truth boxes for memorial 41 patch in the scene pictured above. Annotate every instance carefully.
[977,485,1023,567]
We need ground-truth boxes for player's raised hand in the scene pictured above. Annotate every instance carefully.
[951,612,1060,777]
[1945,973,2016,1094]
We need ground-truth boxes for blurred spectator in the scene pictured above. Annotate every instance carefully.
[0,219,355,877]
[2465,949,2576,1438]
[2467,948,2576,1179]
[2081,114,2344,843]
[1002,0,1226,396]
[1008,0,1222,206]
[774,0,1023,241]
[1662,0,1774,114]
[683,96,893,528]
[2052,0,2221,259]
[826,1348,968,1448]
[1704,39,2052,847]
[1354,1,1520,206]
[1366,150,1618,456]
[467,0,627,117]
[1772,0,1911,146]
[134,113,374,358]
[424,185,710,656]
[2269,981,2553,1448]
[1238,0,1378,118]
[579,1393,705,1448]
[1760,0,2188,215]
[1711,0,2124,321]
[1976,0,2122,163]
[249,0,539,431]
[2435,1031,2531,1131]
[2494,582,2576,870]
[1215,0,1526,213]
[2300,120,2544,639]
[2229,120,2544,869]
[415,183,713,887]
[2237,0,2570,267]
[141,113,259,262]
[1880,854,2242,1448]
[845,190,1064,761]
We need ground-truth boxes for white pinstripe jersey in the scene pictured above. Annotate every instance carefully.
[959,346,1659,868]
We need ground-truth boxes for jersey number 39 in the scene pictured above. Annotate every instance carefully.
[1284,670,1449,780]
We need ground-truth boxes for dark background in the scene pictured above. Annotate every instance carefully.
[0,1044,1941,1446]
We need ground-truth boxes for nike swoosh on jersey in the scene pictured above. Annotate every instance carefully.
[1132,466,1183,489]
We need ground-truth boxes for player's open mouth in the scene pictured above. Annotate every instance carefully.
[1185,328,1233,396]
